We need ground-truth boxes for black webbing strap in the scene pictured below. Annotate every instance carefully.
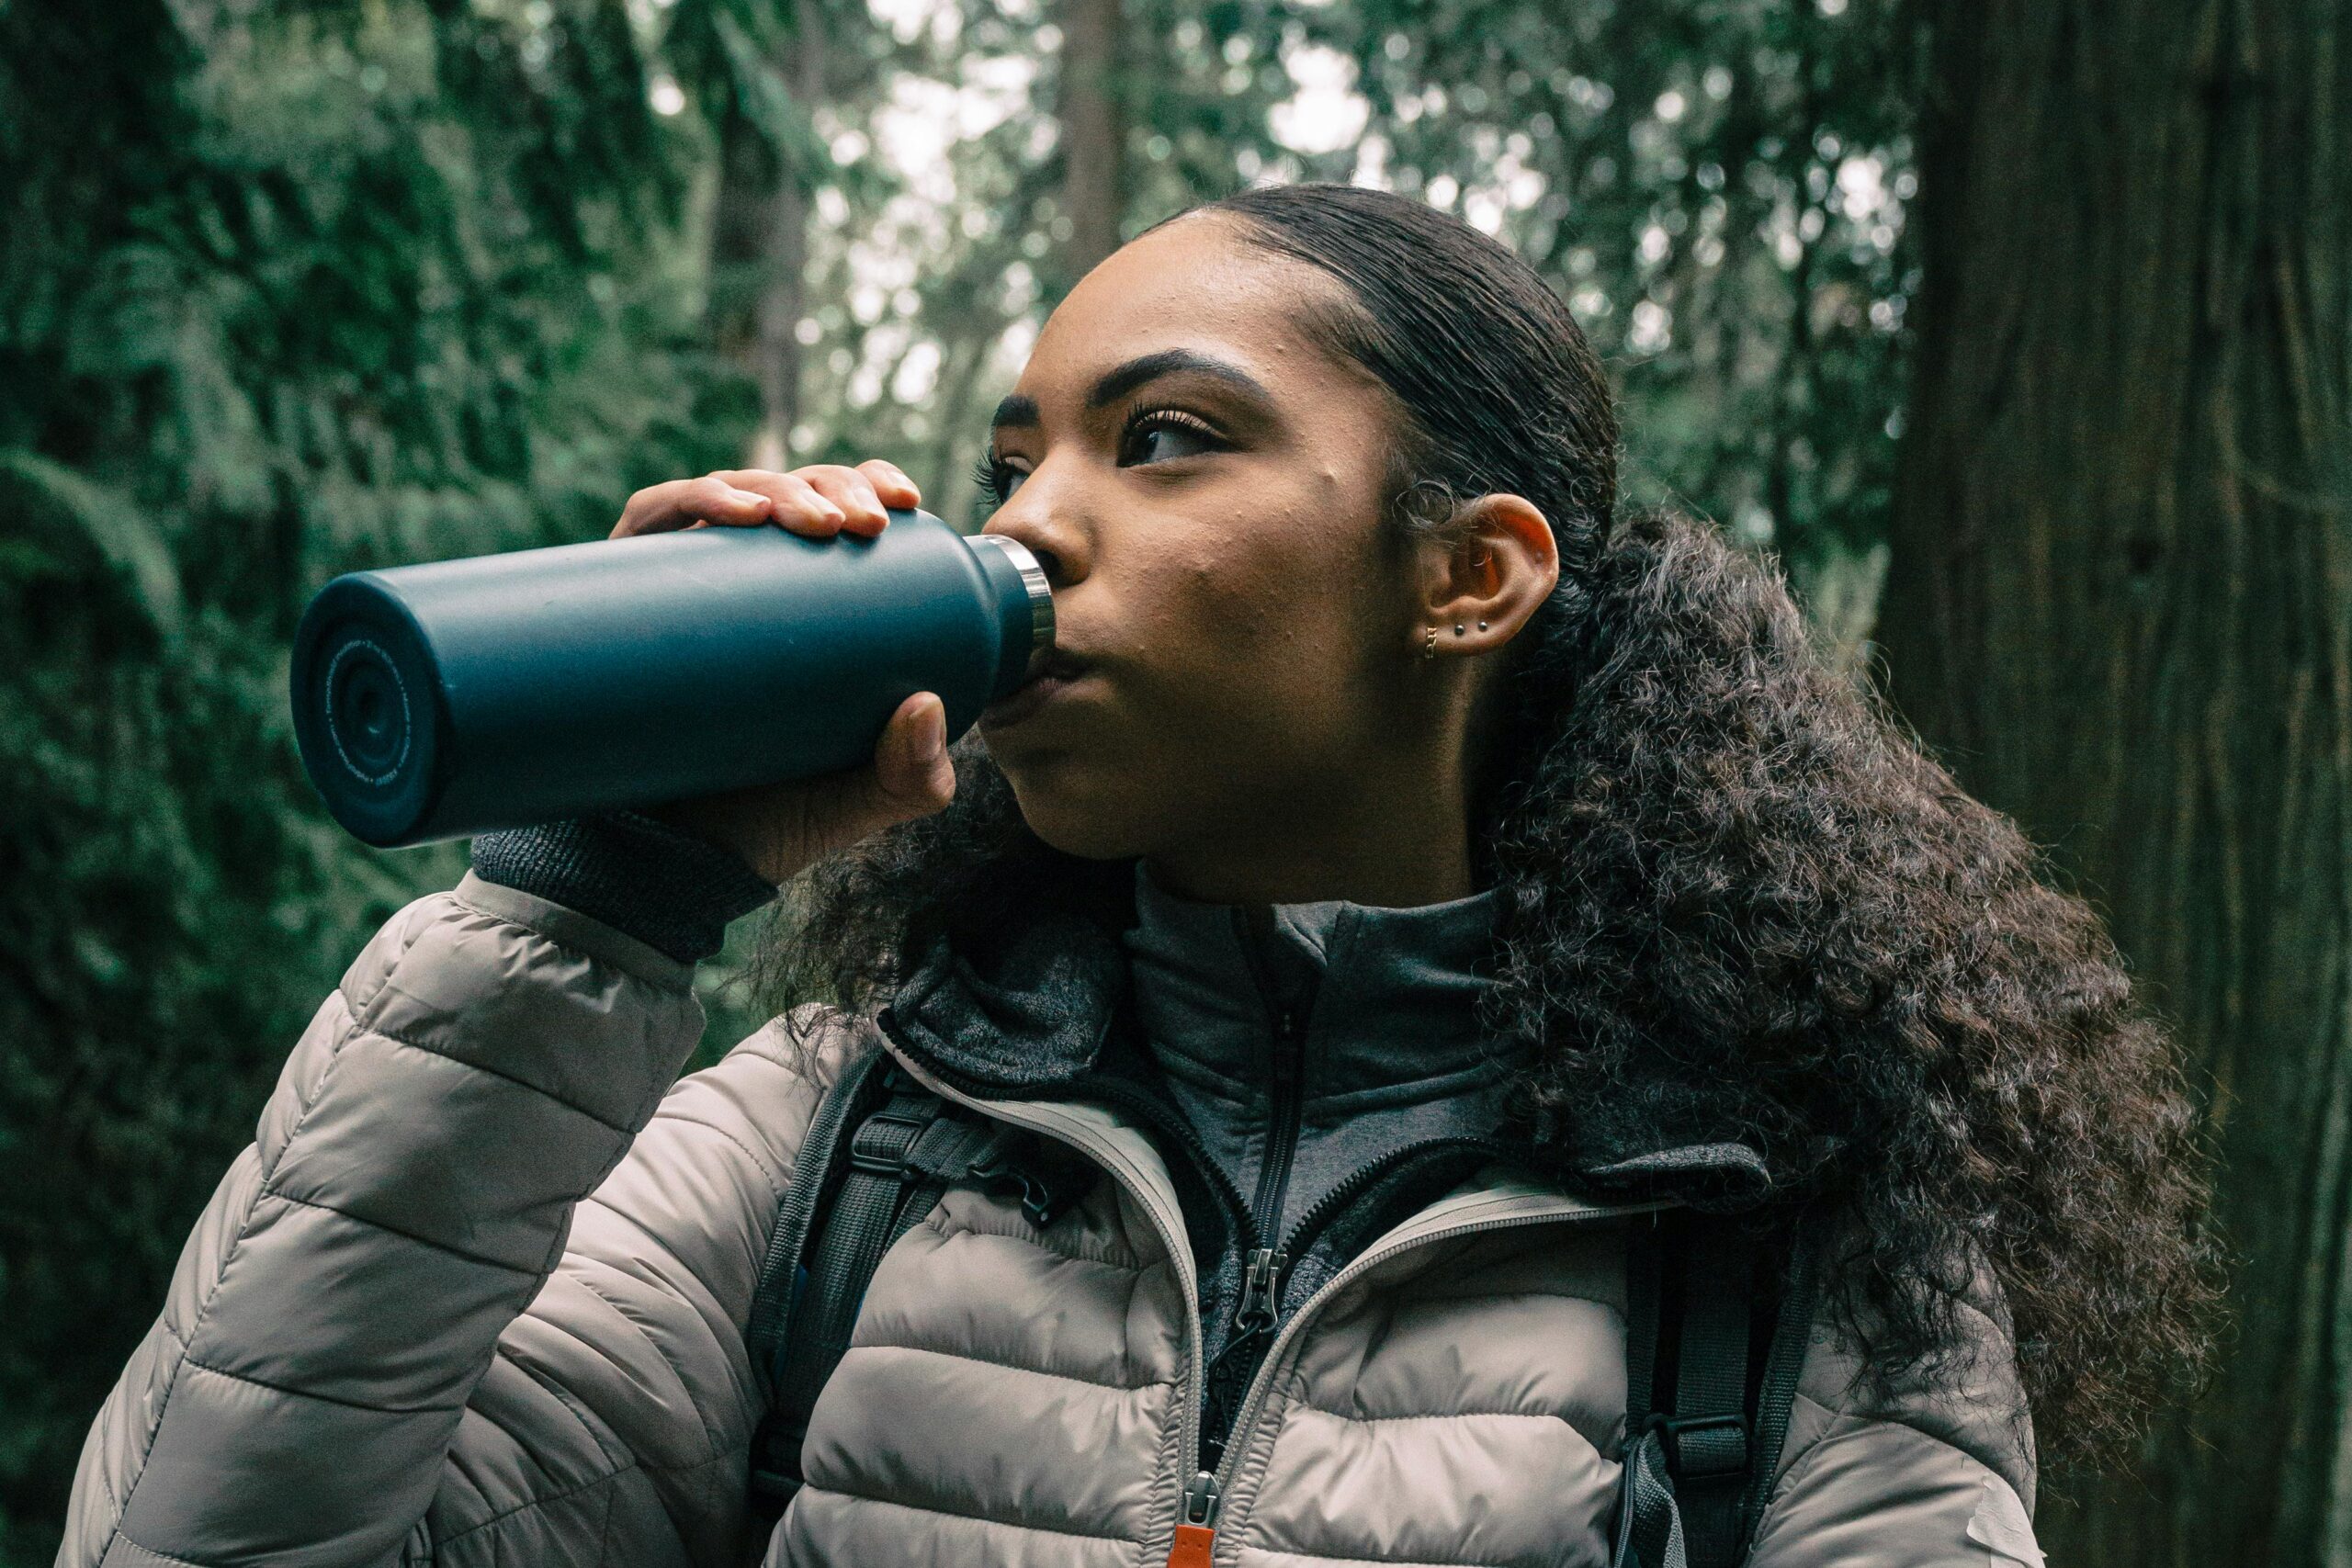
[1613,1216,1680,1568]
[746,1056,1019,1524]
[1611,1210,1784,1568]
[1664,1218,1758,1567]
[744,1045,893,1401]
[1741,1211,1821,1540]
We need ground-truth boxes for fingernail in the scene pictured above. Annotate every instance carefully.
[921,701,944,759]
[728,488,769,508]
[818,502,845,524]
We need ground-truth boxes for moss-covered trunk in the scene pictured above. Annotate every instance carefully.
[1879,1,2352,1559]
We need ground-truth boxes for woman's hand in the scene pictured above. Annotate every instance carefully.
[612,460,958,885]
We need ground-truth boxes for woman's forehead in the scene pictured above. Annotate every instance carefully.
[1020,223,1363,404]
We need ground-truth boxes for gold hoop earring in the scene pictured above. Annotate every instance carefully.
[1421,625,1436,660]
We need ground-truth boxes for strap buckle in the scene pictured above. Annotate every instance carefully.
[848,1097,943,1175]
[968,1134,1098,1229]
[1654,1411,1749,1479]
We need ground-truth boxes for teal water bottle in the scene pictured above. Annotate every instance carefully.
[288,509,1052,848]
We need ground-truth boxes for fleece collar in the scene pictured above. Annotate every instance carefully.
[876,857,1773,1211]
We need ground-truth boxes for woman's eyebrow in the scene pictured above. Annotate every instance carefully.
[989,348,1274,432]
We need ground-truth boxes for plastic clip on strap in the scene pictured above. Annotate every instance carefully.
[1667,1217,1757,1564]
[1611,1213,1760,1568]
[967,1131,1098,1230]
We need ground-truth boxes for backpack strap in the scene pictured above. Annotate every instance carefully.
[1663,1215,1759,1566]
[1611,1209,1819,1568]
[744,1043,1085,1526]
[745,1043,899,1521]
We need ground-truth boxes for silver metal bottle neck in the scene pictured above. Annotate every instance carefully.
[967,532,1056,682]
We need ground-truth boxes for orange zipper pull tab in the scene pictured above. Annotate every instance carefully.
[1168,1469,1220,1567]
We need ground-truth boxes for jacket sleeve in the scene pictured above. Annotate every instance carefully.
[1745,1292,2044,1568]
[55,871,849,1568]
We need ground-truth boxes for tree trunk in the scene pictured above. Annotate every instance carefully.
[1057,0,1125,279]
[711,0,825,468]
[1880,1,2351,1562]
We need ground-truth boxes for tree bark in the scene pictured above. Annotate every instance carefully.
[711,0,826,468]
[1880,1,2351,1561]
[1057,0,1125,279]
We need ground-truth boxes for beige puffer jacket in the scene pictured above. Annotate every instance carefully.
[58,874,2044,1568]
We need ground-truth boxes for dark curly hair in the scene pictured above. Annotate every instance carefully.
[746,181,2219,1463]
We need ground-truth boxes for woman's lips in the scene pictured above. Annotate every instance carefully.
[979,659,1091,730]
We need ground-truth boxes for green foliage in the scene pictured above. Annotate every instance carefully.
[0,0,1917,1556]
[0,0,747,1553]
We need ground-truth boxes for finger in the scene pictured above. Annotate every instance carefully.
[781,464,890,536]
[613,476,773,538]
[713,469,848,536]
[856,457,922,510]
[837,474,890,536]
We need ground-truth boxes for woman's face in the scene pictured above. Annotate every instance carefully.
[972,212,1555,905]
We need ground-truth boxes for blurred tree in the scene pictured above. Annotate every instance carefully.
[679,0,897,466]
[0,0,741,1554]
[1880,0,2350,1559]
[1059,0,1128,273]
[1293,0,1921,589]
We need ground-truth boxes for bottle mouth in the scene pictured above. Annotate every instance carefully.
[967,533,1055,683]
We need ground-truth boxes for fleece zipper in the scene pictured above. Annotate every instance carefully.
[1201,903,1327,1468]
[1232,903,1315,1253]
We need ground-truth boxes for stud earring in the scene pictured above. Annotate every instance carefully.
[1477,619,1488,630]
[1453,623,1465,636]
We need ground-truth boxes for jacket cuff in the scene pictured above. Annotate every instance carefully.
[467,809,779,964]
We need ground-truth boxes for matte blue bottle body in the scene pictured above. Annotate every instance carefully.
[288,509,1049,847]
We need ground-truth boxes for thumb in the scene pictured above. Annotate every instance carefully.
[875,693,956,817]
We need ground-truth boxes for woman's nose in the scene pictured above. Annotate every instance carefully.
[978,490,1087,590]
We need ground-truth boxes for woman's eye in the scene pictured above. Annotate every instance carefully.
[1120,411,1222,468]
[967,451,1024,513]
[969,410,1219,515]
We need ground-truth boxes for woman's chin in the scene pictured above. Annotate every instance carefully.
[995,766,1158,863]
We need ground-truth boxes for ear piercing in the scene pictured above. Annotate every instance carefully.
[1423,619,1491,659]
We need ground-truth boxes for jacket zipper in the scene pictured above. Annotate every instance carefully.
[1196,1193,1663,1548]
[1230,905,1317,1344]
[876,1010,1657,1567]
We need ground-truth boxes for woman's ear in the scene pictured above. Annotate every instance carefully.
[1414,493,1560,657]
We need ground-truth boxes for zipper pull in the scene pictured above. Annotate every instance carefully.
[1169,1470,1220,1567]
[1236,1247,1288,1332]
[1270,1006,1302,1087]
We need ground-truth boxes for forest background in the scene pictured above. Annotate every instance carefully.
[2,0,2344,1562]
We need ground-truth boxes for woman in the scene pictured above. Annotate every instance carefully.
[60,182,2212,1567]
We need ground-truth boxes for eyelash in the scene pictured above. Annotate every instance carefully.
[968,407,1226,514]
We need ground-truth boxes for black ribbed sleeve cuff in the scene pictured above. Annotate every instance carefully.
[468,809,780,964]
